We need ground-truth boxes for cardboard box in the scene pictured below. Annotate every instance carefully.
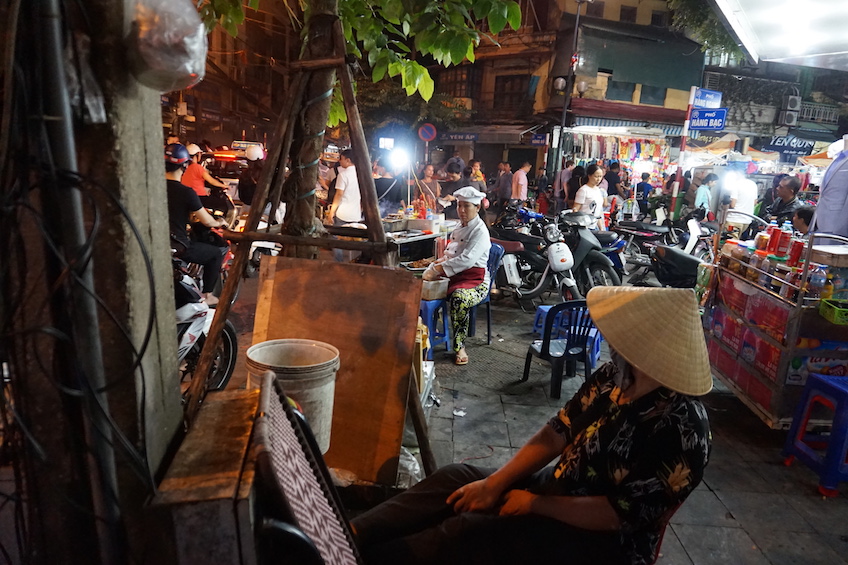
[747,377,772,411]
[744,293,790,344]
[719,274,755,316]
[713,308,742,350]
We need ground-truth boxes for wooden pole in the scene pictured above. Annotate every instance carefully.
[184,73,307,424]
[334,19,392,267]
[407,378,438,476]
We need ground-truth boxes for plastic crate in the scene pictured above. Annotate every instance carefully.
[819,298,848,325]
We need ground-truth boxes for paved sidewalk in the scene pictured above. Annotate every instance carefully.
[228,274,848,564]
[425,297,848,565]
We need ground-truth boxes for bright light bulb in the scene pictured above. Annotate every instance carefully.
[389,148,409,171]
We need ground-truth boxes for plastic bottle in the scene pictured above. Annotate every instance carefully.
[780,267,799,301]
[822,274,835,300]
[748,249,767,283]
[775,221,793,257]
[807,264,826,299]
[757,254,771,287]
[832,270,844,292]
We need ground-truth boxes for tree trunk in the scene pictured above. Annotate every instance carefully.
[282,0,339,259]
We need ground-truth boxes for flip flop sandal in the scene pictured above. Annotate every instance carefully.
[454,352,469,365]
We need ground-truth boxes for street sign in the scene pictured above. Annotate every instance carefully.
[694,88,722,109]
[530,134,547,146]
[418,123,437,142]
[689,108,728,130]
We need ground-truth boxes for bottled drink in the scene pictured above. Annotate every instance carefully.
[822,274,835,300]
[780,267,800,301]
[832,270,844,291]
[757,254,771,286]
[807,265,826,299]
[775,221,793,257]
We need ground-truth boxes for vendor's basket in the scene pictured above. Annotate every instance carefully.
[819,297,848,326]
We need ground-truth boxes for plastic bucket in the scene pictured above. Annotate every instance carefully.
[246,339,340,453]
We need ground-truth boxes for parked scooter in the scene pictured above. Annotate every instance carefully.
[557,211,623,294]
[492,220,581,304]
[174,258,238,395]
[628,245,703,288]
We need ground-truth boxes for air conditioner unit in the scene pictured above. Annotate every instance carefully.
[783,95,802,111]
[779,110,799,127]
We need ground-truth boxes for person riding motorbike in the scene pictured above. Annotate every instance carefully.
[165,143,228,306]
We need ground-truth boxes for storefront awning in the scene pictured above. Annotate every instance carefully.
[439,125,541,144]
[573,117,683,137]
[788,126,840,143]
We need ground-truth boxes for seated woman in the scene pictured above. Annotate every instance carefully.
[422,187,490,366]
[352,286,712,565]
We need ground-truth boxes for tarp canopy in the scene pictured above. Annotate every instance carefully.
[746,148,781,161]
[798,151,833,168]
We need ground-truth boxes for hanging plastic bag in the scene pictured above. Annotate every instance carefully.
[127,0,207,93]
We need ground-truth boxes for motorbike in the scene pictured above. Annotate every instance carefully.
[628,245,703,288]
[174,258,238,395]
[613,200,682,275]
[492,220,580,304]
[557,211,623,295]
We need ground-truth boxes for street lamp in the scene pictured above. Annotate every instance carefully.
[554,0,592,183]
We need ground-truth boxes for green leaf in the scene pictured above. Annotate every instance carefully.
[418,72,435,101]
[506,1,522,31]
[372,59,389,82]
[465,41,476,63]
[488,10,507,34]
[402,20,410,36]
[449,35,468,65]
[248,0,259,9]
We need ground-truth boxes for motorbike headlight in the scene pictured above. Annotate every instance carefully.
[544,224,561,243]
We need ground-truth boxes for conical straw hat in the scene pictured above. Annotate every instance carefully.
[586,286,712,396]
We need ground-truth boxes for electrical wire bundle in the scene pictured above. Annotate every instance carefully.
[0,1,167,562]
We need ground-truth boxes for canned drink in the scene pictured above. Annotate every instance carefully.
[787,238,805,267]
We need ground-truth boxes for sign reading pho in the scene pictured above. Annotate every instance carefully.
[694,88,722,109]
[689,108,727,131]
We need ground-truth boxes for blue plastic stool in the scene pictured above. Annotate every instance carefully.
[532,305,562,336]
[782,373,848,497]
[420,299,451,360]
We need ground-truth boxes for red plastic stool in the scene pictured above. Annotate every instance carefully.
[782,373,848,497]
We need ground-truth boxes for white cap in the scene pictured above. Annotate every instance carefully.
[186,143,202,156]
[245,145,265,161]
[453,186,486,205]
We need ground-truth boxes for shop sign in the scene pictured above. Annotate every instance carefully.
[201,110,220,121]
[160,94,171,106]
[762,135,815,160]
[689,108,727,130]
[694,88,722,109]
[530,134,547,146]
[439,132,478,141]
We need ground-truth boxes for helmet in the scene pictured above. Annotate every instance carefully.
[245,145,265,161]
[164,143,190,164]
[186,143,202,156]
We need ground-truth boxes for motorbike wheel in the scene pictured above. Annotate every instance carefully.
[589,262,622,287]
[693,242,714,263]
[664,227,685,246]
[181,320,238,394]
[558,280,582,302]
[623,242,646,274]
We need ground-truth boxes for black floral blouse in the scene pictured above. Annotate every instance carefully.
[546,362,711,565]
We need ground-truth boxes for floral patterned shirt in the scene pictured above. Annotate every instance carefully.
[546,363,711,564]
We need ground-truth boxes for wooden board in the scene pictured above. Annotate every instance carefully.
[254,257,421,485]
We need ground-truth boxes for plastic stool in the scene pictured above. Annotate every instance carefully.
[532,305,563,336]
[782,373,848,497]
[420,299,451,360]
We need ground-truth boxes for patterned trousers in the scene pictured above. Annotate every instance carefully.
[448,281,489,351]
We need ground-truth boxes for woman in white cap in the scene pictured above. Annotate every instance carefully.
[352,287,712,565]
[422,186,490,365]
